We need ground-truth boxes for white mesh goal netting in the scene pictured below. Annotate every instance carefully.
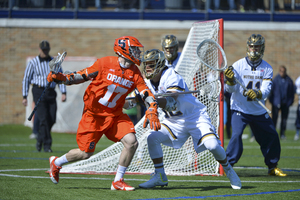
[60,19,223,176]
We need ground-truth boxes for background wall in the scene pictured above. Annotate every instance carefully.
[1,19,299,125]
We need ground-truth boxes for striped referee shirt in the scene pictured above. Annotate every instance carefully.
[22,55,67,98]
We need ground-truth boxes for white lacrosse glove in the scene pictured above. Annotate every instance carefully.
[164,96,177,112]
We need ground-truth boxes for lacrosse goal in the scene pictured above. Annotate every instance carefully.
[60,19,225,176]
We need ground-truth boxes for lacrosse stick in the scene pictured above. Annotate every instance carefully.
[125,80,221,102]
[197,39,271,114]
[28,52,67,121]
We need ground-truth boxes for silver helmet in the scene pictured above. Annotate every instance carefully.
[246,34,265,62]
[142,49,165,79]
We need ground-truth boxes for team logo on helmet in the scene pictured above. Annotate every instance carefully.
[246,34,265,62]
[161,35,179,62]
[114,36,144,66]
[142,49,166,79]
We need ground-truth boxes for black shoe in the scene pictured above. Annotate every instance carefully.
[44,149,53,153]
[36,142,42,152]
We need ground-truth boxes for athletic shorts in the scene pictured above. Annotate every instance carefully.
[76,111,135,153]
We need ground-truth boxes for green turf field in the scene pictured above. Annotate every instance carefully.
[0,124,299,200]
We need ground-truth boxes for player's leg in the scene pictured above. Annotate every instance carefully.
[139,125,175,188]
[280,104,289,139]
[192,120,241,190]
[32,85,47,152]
[225,111,249,166]
[110,114,137,191]
[202,136,241,189]
[271,104,279,131]
[249,114,286,176]
[294,104,300,141]
[48,112,99,184]
[44,90,57,152]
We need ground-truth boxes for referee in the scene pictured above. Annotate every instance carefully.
[22,40,67,152]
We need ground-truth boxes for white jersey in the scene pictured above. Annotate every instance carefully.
[164,52,181,68]
[225,57,273,115]
[145,67,217,150]
[295,76,300,104]
[145,67,207,121]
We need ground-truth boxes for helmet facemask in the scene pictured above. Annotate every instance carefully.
[161,35,179,62]
[128,46,143,65]
[142,49,166,79]
[246,34,265,62]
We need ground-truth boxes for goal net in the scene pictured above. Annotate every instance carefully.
[60,19,224,176]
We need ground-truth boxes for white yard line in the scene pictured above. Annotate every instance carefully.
[1,168,300,183]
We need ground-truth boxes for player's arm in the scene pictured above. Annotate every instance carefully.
[135,76,161,131]
[47,61,99,85]
[224,65,239,93]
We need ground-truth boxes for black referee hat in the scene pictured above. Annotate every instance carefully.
[39,40,50,50]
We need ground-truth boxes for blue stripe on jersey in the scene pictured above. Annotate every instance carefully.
[161,123,177,139]
[167,86,185,91]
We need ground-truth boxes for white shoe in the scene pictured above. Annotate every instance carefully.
[294,134,299,141]
[223,165,242,189]
[249,136,255,142]
[139,172,168,188]
[29,133,37,139]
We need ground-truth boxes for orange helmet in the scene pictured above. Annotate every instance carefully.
[114,36,144,65]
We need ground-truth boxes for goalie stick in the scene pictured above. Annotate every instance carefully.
[27,52,67,121]
[197,39,271,114]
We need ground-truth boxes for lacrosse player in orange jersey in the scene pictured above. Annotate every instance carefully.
[46,36,161,191]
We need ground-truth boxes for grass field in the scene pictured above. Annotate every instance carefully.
[0,124,300,200]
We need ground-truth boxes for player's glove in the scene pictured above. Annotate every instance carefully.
[143,102,161,131]
[244,89,262,100]
[224,66,236,86]
[47,72,67,83]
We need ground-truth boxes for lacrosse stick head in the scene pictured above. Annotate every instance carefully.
[49,52,67,72]
[200,80,221,101]
[196,39,227,72]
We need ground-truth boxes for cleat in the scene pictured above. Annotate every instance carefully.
[268,167,287,177]
[49,156,61,184]
[223,165,242,189]
[294,134,299,141]
[111,178,135,191]
[139,173,168,188]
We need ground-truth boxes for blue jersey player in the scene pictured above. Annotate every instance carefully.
[224,34,287,176]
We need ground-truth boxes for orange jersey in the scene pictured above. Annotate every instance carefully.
[81,56,149,116]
